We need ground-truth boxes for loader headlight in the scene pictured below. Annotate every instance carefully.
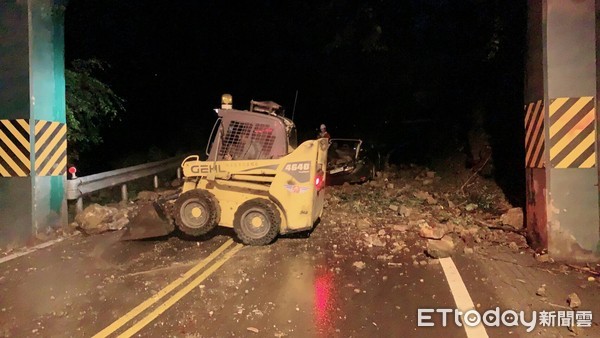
[221,93,233,109]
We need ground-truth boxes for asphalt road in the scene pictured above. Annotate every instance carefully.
[0,220,582,338]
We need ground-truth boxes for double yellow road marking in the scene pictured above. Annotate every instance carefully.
[93,239,242,338]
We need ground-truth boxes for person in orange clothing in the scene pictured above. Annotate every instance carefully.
[318,124,331,139]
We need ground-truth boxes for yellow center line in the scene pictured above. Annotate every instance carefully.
[92,239,234,338]
[118,243,244,338]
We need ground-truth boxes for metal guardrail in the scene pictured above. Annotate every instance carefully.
[67,156,183,213]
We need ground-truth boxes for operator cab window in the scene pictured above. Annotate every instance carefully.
[218,120,276,160]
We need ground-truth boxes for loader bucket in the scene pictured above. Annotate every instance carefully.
[120,202,175,241]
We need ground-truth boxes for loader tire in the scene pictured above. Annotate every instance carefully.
[174,189,220,237]
[234,198,281,246]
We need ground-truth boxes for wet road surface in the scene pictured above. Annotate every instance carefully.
[0,218,596,337]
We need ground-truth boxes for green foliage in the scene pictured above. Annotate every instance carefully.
[66,59,124,160]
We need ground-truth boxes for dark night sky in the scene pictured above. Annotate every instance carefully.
[64,0,527,188]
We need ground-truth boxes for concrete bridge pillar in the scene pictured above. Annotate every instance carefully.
[0,0,67,247]
[525,0,600,261]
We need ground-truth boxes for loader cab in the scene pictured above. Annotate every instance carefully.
[250,100,297,151]
[206,106,296,161]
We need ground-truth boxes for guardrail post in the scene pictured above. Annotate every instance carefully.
[121,184,128,203]
[64,157,183,217]
[177,167,182,179]
[76,197,83,214]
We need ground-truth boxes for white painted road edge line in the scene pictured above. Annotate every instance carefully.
[439,257,490,338]
[0,232,79,265]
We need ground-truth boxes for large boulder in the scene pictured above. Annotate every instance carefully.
[500,207,524,229]
[74,204,129,234]
[419,223,446,240]
[426,236,455,258]
[105,208,130,231]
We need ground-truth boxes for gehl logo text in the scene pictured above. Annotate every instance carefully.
[191,164,222,174]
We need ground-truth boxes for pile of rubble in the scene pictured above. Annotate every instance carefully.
[320,164,527,260]
[71,163,527,259]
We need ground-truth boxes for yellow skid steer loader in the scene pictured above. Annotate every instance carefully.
[122,97,328,245]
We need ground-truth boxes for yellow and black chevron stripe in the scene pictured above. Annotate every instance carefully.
[524,100,545,168]
[0,119,31,177]
[34,120,67,176]
[549,97,596,168]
